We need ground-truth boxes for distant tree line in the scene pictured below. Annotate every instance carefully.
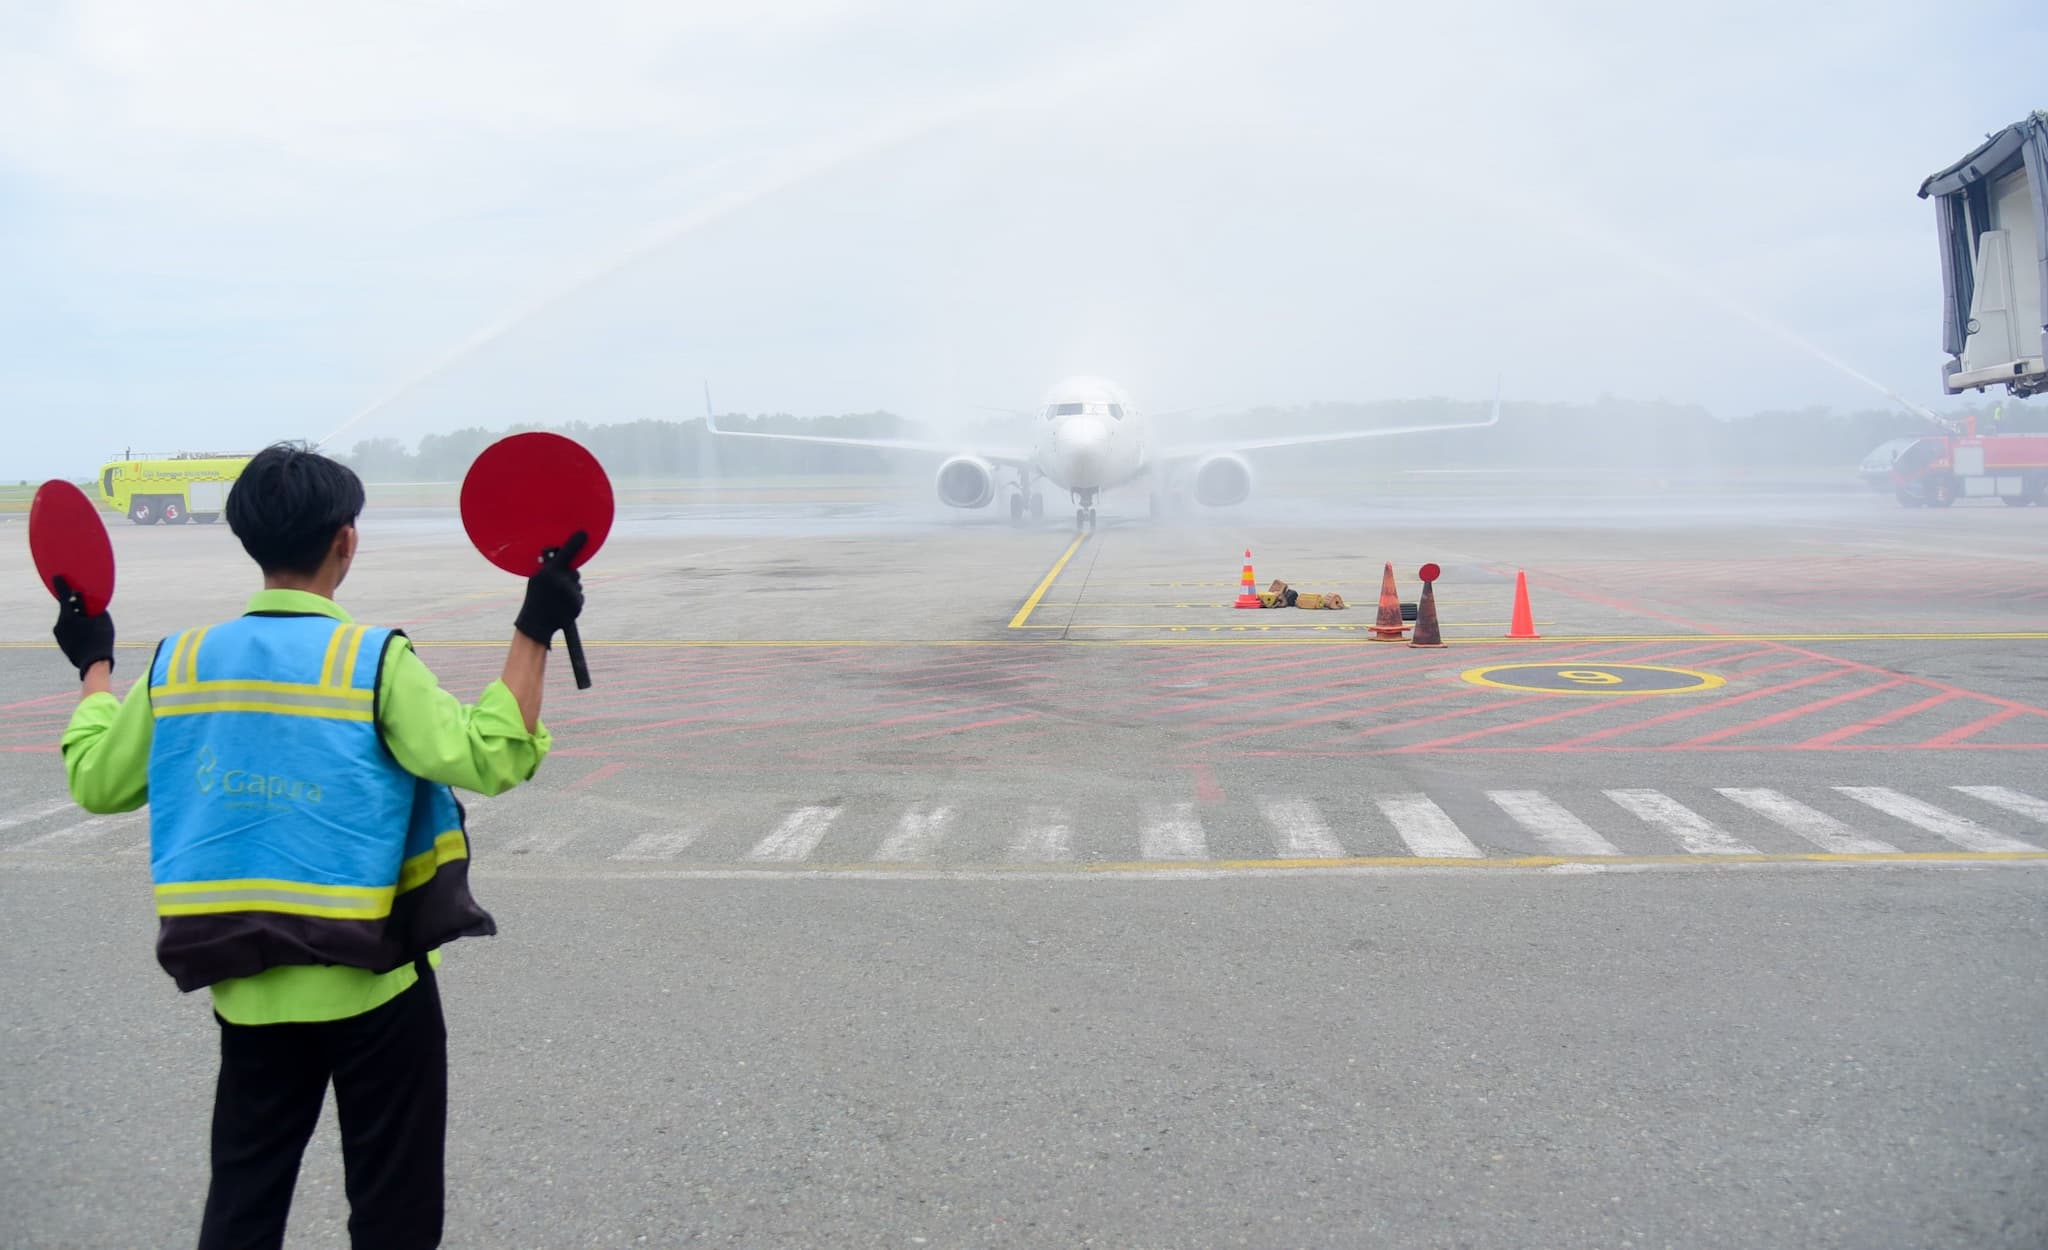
[339,398,2044,480]
[341,412,907,481]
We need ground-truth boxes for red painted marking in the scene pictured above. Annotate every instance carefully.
[1182,639,1732,747]
[671,717,807,739]
[1547,667,1857,749]
[1225,741,2048,759]
[1189,677,1499,747]
[0,692,78,714]
[1756,641,2048,720]
[1157,651,1439,719]
[1672,679,1909,748]
[1798,691,1959,747]
[566,760,629,792]
[1191,764,1224,802]
[1924,706,2026,747]
[1328,639,1764,751]
[568,690,806,737]
[1143,643,1517,688]
[1350,690,1555,740]
[1394,693,1664,751]
[899,713,1040,741]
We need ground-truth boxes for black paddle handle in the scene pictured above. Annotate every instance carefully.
[541,533,594,691]
[563,619,592,690]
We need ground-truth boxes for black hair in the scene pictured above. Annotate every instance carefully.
[225,443,366,575]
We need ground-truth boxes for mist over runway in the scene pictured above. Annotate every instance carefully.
[4,469,2047,1246]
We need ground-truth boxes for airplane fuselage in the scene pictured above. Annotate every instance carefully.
[1028,376,1148,497]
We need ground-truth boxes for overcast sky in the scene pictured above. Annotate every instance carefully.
[2,0,2044,477]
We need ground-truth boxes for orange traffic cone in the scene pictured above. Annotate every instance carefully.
[1506,570,1540,639]
[1370,562,1407,640]
[1409,564,1445,648]
[1233,549,1263,609]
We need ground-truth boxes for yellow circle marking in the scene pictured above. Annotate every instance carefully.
[1461,663,1726,696]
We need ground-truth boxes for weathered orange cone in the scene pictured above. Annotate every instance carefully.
[1370,561,1407,640]
[1506,569,1540,639]
[1408,563,1445,648]
[1233,549,1263,608]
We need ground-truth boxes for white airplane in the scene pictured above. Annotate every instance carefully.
[704,375,1499,530]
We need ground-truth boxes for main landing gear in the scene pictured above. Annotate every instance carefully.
[1006,470,1045,526]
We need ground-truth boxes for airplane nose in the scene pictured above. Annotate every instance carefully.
[1055,418,1110,481]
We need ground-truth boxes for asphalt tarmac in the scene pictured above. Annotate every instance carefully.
[2,479,2045,1247]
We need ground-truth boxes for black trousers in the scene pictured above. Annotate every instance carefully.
[196,964,447,1250]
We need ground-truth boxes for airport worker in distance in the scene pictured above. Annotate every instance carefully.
[53,443,587,1250]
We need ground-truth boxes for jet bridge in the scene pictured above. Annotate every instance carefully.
[1919,111,2048,398]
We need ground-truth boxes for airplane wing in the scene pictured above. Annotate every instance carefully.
[703,403,1032,467]
[1157,388,1501,461]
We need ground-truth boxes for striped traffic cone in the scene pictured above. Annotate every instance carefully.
[1233,550,1263,608]
[1370,562,1407,640]
[1408,563,1446,648]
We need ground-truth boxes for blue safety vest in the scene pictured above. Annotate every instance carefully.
[146,614,494,991]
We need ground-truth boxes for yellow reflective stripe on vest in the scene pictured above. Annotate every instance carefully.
[155,877,396,920]
[397,830,469,895]
[183,626,210,684]
[338,625,370,689]
[165,629,198,688]
[154,831,464,918]
[319,624,369,690]
[153,680,373,721]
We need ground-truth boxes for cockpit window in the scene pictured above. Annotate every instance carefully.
[1051,402,1087,417]
[1109,404,1124,421]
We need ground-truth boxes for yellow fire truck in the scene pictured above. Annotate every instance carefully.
[96,452,253,525]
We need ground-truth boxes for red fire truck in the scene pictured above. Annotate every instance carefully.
[1885,425,2048,506]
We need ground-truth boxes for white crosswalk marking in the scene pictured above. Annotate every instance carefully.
[1485,791,1620,856]
[1006,807,1074,863]
[1140,803,1208,860]
[499,827,578,856]
[746,806,840,862]
[3,784,2044,872]
[1834,788,2038,852]
[612,829,702,860]
[1605,790,1757,854]
[1952,786,2048,827]
[875,806,955,862]
[5,812,145,853]
[1716,788,1898,854]
[1376,794,1483,858]
[1261,799,1345,858]
[0,798,77,835]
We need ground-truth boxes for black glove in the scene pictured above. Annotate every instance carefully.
[514,531,587,648]
[52,576,116,679]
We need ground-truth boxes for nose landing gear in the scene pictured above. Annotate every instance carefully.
[1072,489,1098,531]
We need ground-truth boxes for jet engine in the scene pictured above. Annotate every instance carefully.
[935,456,997,509]
[1190,454,1253,508]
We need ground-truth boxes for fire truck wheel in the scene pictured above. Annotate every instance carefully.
[2002,496,2032,507]
[129,498,156,525]
[1927,476,1958,508]
[192,512,222,524]
[1894,490,1921,508]
[161,501,187,524]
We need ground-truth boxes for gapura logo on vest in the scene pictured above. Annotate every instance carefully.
[194,746,324,807]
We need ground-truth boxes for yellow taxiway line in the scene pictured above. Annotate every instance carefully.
[1005,533,1091,629]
